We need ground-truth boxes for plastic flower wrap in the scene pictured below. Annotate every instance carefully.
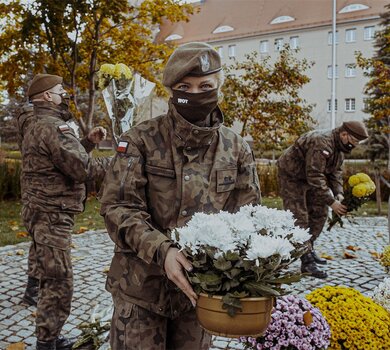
[327,172,376,230]
[239,295,330,350]
[372,277,390,313]
[307,286,390,350]
[173,205,311,315]
[97,63,155,146]
[380,245,390,273]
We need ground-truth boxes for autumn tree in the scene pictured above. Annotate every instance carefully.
[0,0,193,135]
[356,4,390,166]
[221,48,315,153]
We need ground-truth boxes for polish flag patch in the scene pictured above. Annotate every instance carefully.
[58,124,70,133]
[117,141,129,153]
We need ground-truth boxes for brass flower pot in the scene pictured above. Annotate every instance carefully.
[196,293,274,338]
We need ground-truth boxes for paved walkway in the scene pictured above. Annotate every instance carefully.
[0,217,388,350]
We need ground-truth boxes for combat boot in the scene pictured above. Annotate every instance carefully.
[56,335,76,350]
[301,253,328,279]
[36,339,56,350]
[23,276,39,307]
[311,250,327,265]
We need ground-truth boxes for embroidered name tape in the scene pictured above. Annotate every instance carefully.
[58,124,70,133]
[117,141,129,153]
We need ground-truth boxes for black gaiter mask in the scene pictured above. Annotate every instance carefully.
[171,89,219,124]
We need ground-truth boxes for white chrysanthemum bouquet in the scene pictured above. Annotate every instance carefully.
[372,277,390,313]
[174,205,311,315]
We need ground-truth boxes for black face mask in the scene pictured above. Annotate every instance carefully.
[171,89,219,124]
[343,141,355,152]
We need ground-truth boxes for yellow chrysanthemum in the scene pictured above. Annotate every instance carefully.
[366,180,376,195]
[114,63,132,80]
[352,183,368,198]
[356,172,372,183]
[99,63,116,76]
[348,174,361,187]
[307,286,390,350]
[380,245,390,268]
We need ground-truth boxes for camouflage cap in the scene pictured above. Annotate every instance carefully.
[27,74,63,98]
[162,42,222,87]
[342,121,369,140]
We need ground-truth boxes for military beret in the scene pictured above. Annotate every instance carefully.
[342,121,369,140]
[162,42,222,87]
[27,74,63,98]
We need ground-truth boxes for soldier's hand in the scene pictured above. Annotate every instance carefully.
[164,247,197,307]
[88,126,107,144]
[335,193,345,202]
[330,200,347,216]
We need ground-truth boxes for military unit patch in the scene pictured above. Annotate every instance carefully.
[58,124,70,133]
[117,141,129,153]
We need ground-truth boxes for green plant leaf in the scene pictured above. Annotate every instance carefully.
[213,257,232,271]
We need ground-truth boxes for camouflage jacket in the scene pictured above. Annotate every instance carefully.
[99,103,261,318]
[17,101,111,213]
[277,129,345,206]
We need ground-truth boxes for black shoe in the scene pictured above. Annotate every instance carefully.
[36,340,56,350]
[301,253,328,279]
[23,276,39,307]
[311,250,327,265]
[56,335,76,350]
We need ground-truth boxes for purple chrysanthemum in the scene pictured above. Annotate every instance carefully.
[241,295,330,350]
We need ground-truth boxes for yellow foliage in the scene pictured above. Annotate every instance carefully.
[6,343,25,350]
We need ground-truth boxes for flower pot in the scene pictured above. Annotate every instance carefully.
[196,293,274,338]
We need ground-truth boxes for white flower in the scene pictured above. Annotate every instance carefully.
[247,236,294,260]
[371,277,390,312]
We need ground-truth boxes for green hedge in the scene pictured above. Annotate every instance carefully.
[0,158,388,201]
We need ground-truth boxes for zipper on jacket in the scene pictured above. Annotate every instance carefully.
[119,157,135,200]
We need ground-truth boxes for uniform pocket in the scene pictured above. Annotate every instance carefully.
[145,164,176,178]
[216,168,237,193]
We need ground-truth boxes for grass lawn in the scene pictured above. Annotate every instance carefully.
[0,197,388,247]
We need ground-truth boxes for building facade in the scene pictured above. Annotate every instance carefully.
[157,0,387,129]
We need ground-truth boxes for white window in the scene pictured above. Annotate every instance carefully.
[274,38,284,51]
[363,98,370,111]
[228,44,236,58]
[345,98,356,112]
[270,15,295,25]
[328,31,339,45]
[213,25,234,34]
[327,99,338,112]
[289,36,299,49]
[259,40,269,53]
[327,65,338,79]
[345,64,356,78]
[346,28,356,43]
[339,4,369,14]
[364,26,375,40]
[216,46,224,58]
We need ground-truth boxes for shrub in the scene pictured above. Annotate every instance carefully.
[0,159,21,200]
[306,286,390,350]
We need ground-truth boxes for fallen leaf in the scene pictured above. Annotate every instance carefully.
[320,253,334,260]
[376,232,384,238]
[7,252,14,256]
[102,266,110,273]
[16,250,25,256]
[8,220,18,226]
[346,245,362,252]
[10,226,20,231]
[16,231,29,238]
[369,251,381,259]
[70,243,78,249]
[343,252,357,259]
[31,311,37,317]
[303,311,313,326]
[75,227,88,234]
[6,343,25,350]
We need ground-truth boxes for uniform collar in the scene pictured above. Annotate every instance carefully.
[168,100,223,149]
[33,101,70,120]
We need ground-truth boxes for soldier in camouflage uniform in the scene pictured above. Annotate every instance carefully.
[16,74,111,350]
[99,42,261,349]
[277,121,368,279]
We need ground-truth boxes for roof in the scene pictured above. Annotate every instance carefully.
[156,0,387,44]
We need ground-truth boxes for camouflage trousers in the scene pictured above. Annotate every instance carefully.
[22,205,74,342]
[278,175,329,249]
[110,297,211,350]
